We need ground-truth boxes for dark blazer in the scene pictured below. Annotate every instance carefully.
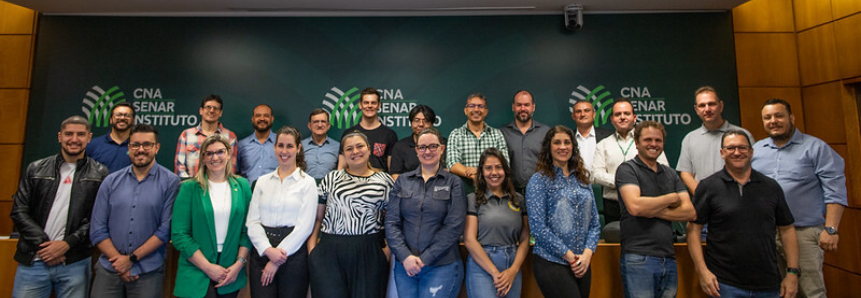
[595,127,614,143]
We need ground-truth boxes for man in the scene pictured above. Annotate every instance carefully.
[339,87,398,172]
[90,124,180,298]
[677,86,751,194]
[238,104,278,184]
[688,130,799,298]
[593,99,668,223]
[571,99,613,172]
[390,105,445,180]
[175,94,238,178]
[87,103,135,173]
[752,98,847,298]
[446,93,509,183]
[615,120,695,298]
[10,116,110,298]
[501,90,550,193]
[303,108,340,181]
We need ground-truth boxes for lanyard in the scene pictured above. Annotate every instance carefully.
[614,134,634,157]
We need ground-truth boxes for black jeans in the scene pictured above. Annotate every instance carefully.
[248,226,309,298]
[532,255,591,298]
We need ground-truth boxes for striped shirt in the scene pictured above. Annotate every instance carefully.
[174,123,238,178]
[318,170,394,235]
[446,122,509,169]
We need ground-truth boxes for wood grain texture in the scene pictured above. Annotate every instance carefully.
[802,81,846,144]
[823,207,861,276]
[0,0,35,35]
[737,87,804,142]
[734,33,800,87]
[0,89,28,144]
[840,84,861,208]
[797,23,841,86]
[732,0,795,33]
[834,13,861,80]
[832,0,861,20]
[793,0,834,31]
[0,145,23,203]
[0,201,11,235]
[0,35,33,88]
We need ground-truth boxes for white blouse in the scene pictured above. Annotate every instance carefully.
[245,168,318,257]
[208,180,232,252]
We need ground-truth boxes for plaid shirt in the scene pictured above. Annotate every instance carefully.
[446,122,509,169]
[174,123,239,178]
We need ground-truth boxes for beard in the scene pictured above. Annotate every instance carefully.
[767,124,795,142]
[253,121,272,133]
[517,112,532,122]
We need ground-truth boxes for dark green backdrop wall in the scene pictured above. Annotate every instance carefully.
[25,13,738,172]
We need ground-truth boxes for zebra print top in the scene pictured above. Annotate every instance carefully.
[318,169,394,235]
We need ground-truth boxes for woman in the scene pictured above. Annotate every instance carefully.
[464,148,530,298]
[526,125,600,298]
[309,131,394,298]
[245,126,317,297]
[172,134,252,298]
[389,105,445,180]
[386,127,466,298]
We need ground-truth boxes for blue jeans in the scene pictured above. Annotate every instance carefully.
[620,253,678,298]
[12,258,91,298]
[717,282,779,298]
[466,245,522,298]
[394,260,463,298]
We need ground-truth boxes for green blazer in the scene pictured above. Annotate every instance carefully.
[171,177,252,298]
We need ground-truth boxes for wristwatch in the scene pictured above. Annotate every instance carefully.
[787,267,801,277]
[825,226,838,235]
[129,253,139,263]
[238,257,247,265]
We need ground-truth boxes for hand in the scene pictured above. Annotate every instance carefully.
[819,231,839,251]
[465,167,478,179]
[403,255,425,277]
[202,263,228,282]
[264,247,287,265]
[120,270,140,283]
[780,272,798,298]
[44,255,66,266]
[494,268,517,296]
[37,241,70,265]
[215,262,242,288]
[697,268,720,297]
[571,253,592,278]
[667,193,681,208]
[261,261,279,287]
[109,255,133,274]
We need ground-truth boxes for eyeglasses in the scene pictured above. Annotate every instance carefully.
[412,118,431,124]
[466,104,487,109]
[202,105,221,111]
[129,142,156,150]
[204,149,227,158]
[722,146,751,153]
[113,113,133,119]
[416,144,442,152]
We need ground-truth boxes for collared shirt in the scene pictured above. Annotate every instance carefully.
[386,166,466,266]
[615,155,686,258]
[390,135,449,175]
[87,133,131,173]
[467,192,526,247]
[174,123,238,178]
[692,168,794,291]
[526,166,600,265]
[446,122,510,169]
[677,121,751,181]
[501,120,551,190]
[302,136,339,180]
[238,131,278,184]
[592,130,668,200]
[751,129,848,227]
[576,126,598,172]
[246,169,318,257]
[90,163,180,276]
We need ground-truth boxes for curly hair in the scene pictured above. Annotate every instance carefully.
[534,125,589,184]
[474,148,520,208]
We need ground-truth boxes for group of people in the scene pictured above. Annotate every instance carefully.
[9,86,846,298]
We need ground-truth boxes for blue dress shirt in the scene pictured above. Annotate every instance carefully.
[238,132,278,184]
[86,133,131,173]
[751,129,848,227]
[302,136,340,180]
[90,163,180,276]
[526,166,600,265]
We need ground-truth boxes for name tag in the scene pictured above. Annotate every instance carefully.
[434,186,450,192]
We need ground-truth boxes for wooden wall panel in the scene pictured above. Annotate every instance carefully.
[0,1,34,34]
[732,0,795,32]
[840,84,861,207]
[734,33,800,87]
[0,145,23,203]
[832,0,861,20]
[0,35,32,88]
[0,89,28,144]
[0,201,11,235]
[737,87,804,142]
[801,82,846,143]
[834,14,861,80]
[0,240,17,298]
[824,207,861,275]
[793,0,834,31]
[824,263,861,298]
[797,24,840,86]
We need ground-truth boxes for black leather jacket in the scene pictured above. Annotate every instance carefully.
[10,153,109,265]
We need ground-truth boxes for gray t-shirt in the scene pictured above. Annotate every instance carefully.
[466,192,526,247]
[676,121,752,181]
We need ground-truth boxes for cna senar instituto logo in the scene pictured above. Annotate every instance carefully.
[569,84,692,126]
[81,85,198,127]
[322,86,438,130]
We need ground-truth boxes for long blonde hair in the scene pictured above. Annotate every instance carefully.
[195,134,238,192]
